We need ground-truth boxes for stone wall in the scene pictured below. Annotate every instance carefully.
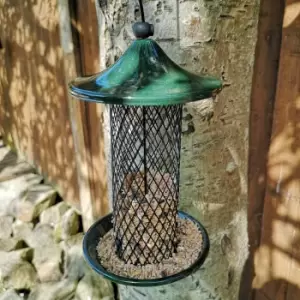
[96,0,260,299]
[0,145,114,300]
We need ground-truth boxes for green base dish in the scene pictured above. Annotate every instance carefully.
[83,211,210,287]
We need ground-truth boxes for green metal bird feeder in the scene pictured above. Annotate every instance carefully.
[69,0,222,287]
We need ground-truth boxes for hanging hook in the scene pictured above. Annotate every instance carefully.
[138,0,145,22]
[132,0,154,39]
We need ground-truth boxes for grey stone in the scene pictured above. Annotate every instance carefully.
[0,173,43,216]
[0,248,33,263]
[53,225,62,243]
[74,269,114,300]
[144,1,177,40]
[60,233,84,250]
[0,250,37,290]
[54,209,80,242]
[226,162,237,174]
[61,234,87,280]
[0,147,34,183]
[12,220,33,242]
[0,289,22,300]
[15,185,57,222]
[28,279,77,300]
[40,202,69,226]
[0,280,4,295]
[33,244,63,282]
[61,209,80,239]
[0,216,13,239]
[27,224,55,249]
[13,220,54,248]
[0,237,25,251]
[119,274,205,300]
[6,261,38,290]
[13,222,54,249]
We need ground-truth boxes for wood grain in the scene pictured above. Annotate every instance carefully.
[253,0,300,298]
[240,0,285,298]
[76,0,109,218]
[0,0,80,208]
[0,0,108,228]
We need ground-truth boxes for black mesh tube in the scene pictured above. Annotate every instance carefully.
[110,105,183,265]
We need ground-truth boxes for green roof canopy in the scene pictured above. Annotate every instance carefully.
[69,39,222,106]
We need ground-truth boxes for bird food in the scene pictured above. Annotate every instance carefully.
[113,172,178,265]
[97,217,203,279]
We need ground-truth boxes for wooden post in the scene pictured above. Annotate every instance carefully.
[240,0,285,298]
[57,0,109,230]
[75,0,109,220]
[252,0,300,299]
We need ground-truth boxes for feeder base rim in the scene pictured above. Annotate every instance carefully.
[83,211,210,287]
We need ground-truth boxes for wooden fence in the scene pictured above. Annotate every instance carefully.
[1,0,300,298]
[245,0,300,299]
[0,0,108,229]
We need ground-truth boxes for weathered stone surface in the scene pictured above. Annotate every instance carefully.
[0,237,25,251]
[226,161,237,174]
[0,248,33,263]
[12,220,34,242]
[0,250,36,290]
[60,233,83,249]
[62,209,80,238]
[0,289,22,300]
[179,1,214,47]
[0,147,34,182]
[54,209,80,242]
[33,244,63,282]
[0,173,43,216]
[119,273,221,300]
[7,261,38,290]
[13,222,54,249]
[74,269,114,300]
[28,279,77,300]
[14,185,57,222]
[0,280,4,294]
[61,234,87,280]
[0,216,13,239]
[40,202,69,226]
[27,224,55,249]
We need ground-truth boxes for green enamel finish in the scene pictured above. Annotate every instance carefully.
[69,39,222,106]
[83,211,210,286]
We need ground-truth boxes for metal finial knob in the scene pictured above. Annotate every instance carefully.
[132,22,154,39]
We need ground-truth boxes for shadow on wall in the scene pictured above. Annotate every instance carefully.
[0,0,107,215]
[0,0,79,207]
[240,0,300,299]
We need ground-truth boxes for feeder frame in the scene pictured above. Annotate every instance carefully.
[69,0,222,286]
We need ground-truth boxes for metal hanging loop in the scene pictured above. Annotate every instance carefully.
[132,0,154,38]
[138,0,145,22]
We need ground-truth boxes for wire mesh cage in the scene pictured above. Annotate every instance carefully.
[110,104,183,265]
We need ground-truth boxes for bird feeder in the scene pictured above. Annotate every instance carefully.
[69,0,222,287]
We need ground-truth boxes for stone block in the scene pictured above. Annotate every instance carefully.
[0,237,25,251]
[40,202,69,226]
[28,279,77,300]
[15,185,57,222]
[0,216,13,239]
[33,244,63,282]
[75,269,114,300]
